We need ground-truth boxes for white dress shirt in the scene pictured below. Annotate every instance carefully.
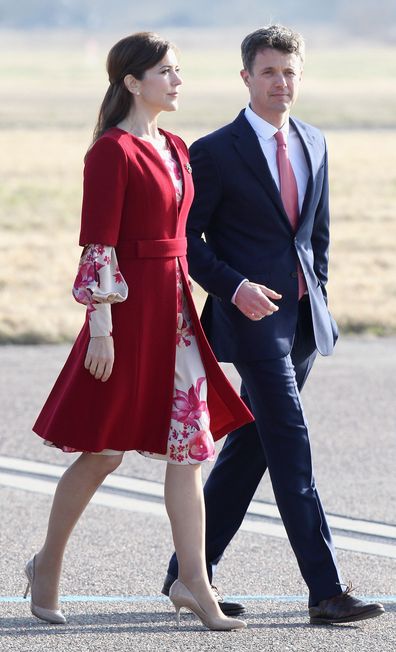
[244,104,309,211]
[231,105,310,303]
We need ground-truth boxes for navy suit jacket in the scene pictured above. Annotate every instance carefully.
[186,110,338,361]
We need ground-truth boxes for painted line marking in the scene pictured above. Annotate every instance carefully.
[238,520,396,558]
[0,471,166,517]
[248,501,396,539]
[1,594,395,604]
[1,456,396,559]
[1,455,395,540]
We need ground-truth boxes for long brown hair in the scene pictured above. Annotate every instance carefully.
[91,32,171,144]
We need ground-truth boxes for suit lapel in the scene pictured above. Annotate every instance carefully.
[232,112,323,233]
[231,111,292,231]
[289,117,315,227]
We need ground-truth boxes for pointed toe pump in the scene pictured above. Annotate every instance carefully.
[169,580,247,631]
[24,556,66,625]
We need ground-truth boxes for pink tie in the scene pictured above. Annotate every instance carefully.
[274,130,307,299]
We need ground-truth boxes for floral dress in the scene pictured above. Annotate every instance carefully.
[45,136,216,465]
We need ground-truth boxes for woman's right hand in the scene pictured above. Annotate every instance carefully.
[84,335,114,382]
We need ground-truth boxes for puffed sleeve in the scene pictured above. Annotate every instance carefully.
[72,244,128,337]
[79,136,128,246]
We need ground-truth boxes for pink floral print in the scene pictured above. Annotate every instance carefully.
[73,244,127,306]
[73,259,103,310]
[169,156,182,181]
[155,139,183,206]
[176,319,194,347]
[188,430,216,462]
[72,244,128,337]
[176,264,194,347]
[172,377,207,430]
[139,262,215,465]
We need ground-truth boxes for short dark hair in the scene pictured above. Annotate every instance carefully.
[241,25,305,72]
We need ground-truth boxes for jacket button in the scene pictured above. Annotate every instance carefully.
[290,271,298,278]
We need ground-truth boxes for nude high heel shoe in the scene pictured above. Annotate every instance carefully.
[24,555,66,624]
[169,579,247,631]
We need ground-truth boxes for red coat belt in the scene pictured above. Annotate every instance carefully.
[116,237,187,259]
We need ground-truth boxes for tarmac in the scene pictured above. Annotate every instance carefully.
[0,337,395,652]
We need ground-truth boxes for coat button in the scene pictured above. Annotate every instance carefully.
[290,271,298,278]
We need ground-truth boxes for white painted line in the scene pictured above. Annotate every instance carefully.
[239,520,396,559]
[248,501,396,539]
[0,471,166,518]
[0,455,164,498]
[1,466,396,559]
[1,455,395,540]
[0,456,67,477]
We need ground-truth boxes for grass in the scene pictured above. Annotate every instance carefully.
[1,32,396,341]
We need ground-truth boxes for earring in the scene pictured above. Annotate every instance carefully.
[135,91,140,96]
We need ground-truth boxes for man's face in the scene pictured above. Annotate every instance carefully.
[240,48,303,123]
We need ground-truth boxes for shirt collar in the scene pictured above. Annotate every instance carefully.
[244,104,289,141]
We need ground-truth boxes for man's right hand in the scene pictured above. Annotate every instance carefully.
[234,281,282,321]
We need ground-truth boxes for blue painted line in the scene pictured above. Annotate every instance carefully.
[227,595,396,603]
[1,594,396,604]
[0,595,168,604]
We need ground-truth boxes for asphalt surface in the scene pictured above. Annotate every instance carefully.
[0,338,395,651]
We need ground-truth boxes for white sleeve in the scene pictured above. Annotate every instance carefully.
[72,244,128,337]
[231,278,249,304]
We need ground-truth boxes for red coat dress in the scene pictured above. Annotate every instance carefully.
[33,128,253,454]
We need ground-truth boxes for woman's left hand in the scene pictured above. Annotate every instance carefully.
[84,335,114,382]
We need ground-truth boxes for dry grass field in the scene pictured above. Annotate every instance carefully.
[1,31,396,342]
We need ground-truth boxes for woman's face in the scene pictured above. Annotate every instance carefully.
[136,48,182,113]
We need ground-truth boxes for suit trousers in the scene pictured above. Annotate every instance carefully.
[167,298,343,606]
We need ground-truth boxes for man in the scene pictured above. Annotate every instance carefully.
[162,25,384,624]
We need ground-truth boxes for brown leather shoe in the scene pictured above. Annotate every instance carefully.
[309,584,385,625]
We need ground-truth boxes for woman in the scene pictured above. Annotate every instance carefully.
[27,32,252,631]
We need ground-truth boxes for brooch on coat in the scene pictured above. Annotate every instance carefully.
[185,163,192,174]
